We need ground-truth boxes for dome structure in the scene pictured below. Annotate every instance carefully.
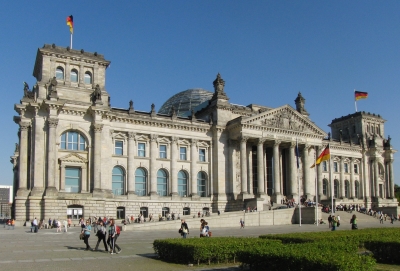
[158,88,213,117]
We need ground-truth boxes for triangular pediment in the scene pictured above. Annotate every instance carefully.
[179,139,190,145]
[157,137,171,144]
[59,153,88,163]
[241,105,326,136]
[198,141,209,148]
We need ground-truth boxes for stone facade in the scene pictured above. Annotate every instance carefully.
[11,44,397,223]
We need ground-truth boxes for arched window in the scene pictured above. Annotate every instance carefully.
[178,170,187,197]
[157,169,168,196]
[355,181,360,199]
[135,168,147,196]
[112,166,125,195]
[84,71,92,84]
[60,131,86,151]
[334,179,339,198]
[56,67,64,80]
[197,171,207,197]
[344,180,349,198]
[322,178,328,195]
[70,69,78,82]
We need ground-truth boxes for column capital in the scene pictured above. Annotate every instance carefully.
[47,118,59,128]
[171,136,179,144]
[258,138,266,145]
[240,136,249,143]
[273,140,281,147]
[128,132,136,139]
[289,141,296,148]
[150,134,158,142]
[92,123,104,133]
[191,139,198,146]
[19,121,31,131]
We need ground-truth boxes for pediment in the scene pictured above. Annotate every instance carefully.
[157,137,171,144]
[179,139,190,145]
[198,141,209,148]
[59,153,88,163]
[112,132,127,140]
[242,105,326,136]
[136,134,149,141]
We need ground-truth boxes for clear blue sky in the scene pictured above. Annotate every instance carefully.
[1,1,399,186]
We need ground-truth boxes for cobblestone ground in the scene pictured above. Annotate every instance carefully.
[0,216,398,271]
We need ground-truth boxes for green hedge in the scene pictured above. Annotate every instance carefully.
[153,228,400,270]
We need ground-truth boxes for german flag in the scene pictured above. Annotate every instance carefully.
[310,145,330,168]
[355,91,368,101]
[66,15,73,34]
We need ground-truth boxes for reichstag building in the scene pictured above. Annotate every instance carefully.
[11,44,396,222]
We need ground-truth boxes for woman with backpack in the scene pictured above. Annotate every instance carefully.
[93,220,108,252]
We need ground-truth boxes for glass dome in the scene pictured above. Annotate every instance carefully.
[158,88,213,117]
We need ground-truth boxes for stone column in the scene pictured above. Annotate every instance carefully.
[79,63,84,87]
[191,139,198,196]
[350,158,355,198]
[65,62,70,85]
[361,151,368,198]
[31,110,45,196]
[303,144,311,198]
[273,140,281,202]
[170,137,178,196]
[240,136,248,195]
[340,157,345,198]
[316,146,323,199]
[257,138,266,196]
[150,134,158,196]
[374,158,379,198]
[127,132,136,194]
[289,142,298,198]
[17,121,30,195]
[92,123,103,192]
[389,160,395,198]
[60,165,65,191]
[46,117,59,195]
[247,146,252,194]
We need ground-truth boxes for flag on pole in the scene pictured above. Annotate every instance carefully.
[355,91,368,101]
[66,15,74,34]
[310,145,330,168]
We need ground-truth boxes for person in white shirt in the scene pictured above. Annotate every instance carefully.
[32,218,38,233]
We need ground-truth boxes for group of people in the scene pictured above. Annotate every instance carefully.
[178,218,211,238]
[4,218,15,229]
[327,214,358,231]
[82,217,122,254]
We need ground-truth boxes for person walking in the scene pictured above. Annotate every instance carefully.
[93,220,108,252]
[56,220,62,232]
[328,215,332,228]
[33,217,38,233]
[379,213,384,224]
[240,218,245,229]
[82,220,92,251]
[63,220,68,232]
[107,219,121,254]
[350,214,358,230]
[180,219,189,238]
[331,216,337,231]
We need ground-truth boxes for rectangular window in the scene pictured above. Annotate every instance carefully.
[322,161,327,171]
[115,140,123,155]
[65,167,80,193]
[159,145,167,159]
[199,149,206,162]
[354,164,358,174]
[180,147,187,160]
[138,143,146,157]
[344,163,348,173]
[334,162,338,172]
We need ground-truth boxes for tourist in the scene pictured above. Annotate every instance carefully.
[328,215,332,228]
[240,218,245,229]
[331,216,337,231]
[56,220,62,232]
[379,213,384,224]
[63,219,68,232]
[107,219,121,254]
[48,218,52,229]
[67,218,71,228]
[180,219,189,238]
[33,217,38,233]
[350,214,358,229]
[337,215,341,227]
[82,220,92,251]
[11,219,15,230]
[93,220,108,252]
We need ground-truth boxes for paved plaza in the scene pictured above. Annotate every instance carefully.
[0,215,399,271]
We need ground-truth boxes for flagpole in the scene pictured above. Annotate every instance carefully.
[330,143,334,215]
[315,146,318,226]
[70,33,73,49]
[297,138,301,227]
[354,89,358,112]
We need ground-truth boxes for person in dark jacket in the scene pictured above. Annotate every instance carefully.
[180,219,189,238]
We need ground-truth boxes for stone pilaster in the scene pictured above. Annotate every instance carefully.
[31,109,45,196]
[350,158,355,198]
[92,123,103,194]
[340,157,345,198]
[257,138,266,196]
[273,140,281,203]
[191,139,198,198]
[374,158,379,198]
[289,142,298,198]
[303,144,311,198]
[150,134,158,197]
[45,117,58,196]
[17,121,30,197]
[389,160,395,198]
[240,136,248,195]
[170,137,178,196]
[127,132,136,196]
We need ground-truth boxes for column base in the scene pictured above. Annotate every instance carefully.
[150,192,159,200]
[30,187,45,197]
[127,192,137,199]
[93,189,113,198]
[16,188,30,197]
[45,187,58,197]
[191,194,201,201]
